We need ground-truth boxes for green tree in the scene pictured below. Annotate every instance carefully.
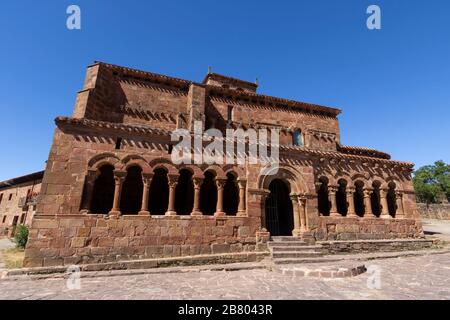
[413,160,450,203]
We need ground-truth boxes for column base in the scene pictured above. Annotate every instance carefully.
[363,213,377,218]
[138,210,151,216]
[380,214,392,219]
[165,211,177,216]
[292,229,302,237]
[190,211,203,216]
[330,212,341,217]
[346,213,358,218]
[237,210,247,217]
[214,211,226,217]
[79,209,90,215]
[108,210,121,217]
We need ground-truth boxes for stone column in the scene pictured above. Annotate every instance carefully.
[329,185,340,217]
[109,170,126,216]
[80,169,99,214]
[290,194,301,236]
[214,178,227,217]
[346,187,357,217]
[237,178,247,217]
[395,191,405,219]
[260,191,270,231]
[165,174,179,216]
[380,188,391,219]
[138,173,153,216]
[363,188,376,218]
[298,195,308,232]
[191,177,203,216]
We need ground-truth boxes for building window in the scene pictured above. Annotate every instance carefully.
[293,130,303,146]
[227,106,234,122]
[20,214,25,224]
[0,193,3,204]
[2,216,6,224]
[115,137,123,150]
[8,194,12,201]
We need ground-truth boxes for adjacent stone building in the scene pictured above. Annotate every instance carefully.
[0,171,43,237]
[24,62,423,267]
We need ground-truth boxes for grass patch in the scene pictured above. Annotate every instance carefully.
[1,248,25,269]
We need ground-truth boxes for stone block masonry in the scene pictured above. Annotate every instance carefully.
[23,62,424,267]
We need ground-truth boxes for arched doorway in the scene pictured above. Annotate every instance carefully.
[265,179,294,236]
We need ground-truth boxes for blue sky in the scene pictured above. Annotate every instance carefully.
[0,0,449,181]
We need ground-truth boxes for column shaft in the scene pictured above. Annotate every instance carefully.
[396,192,405,219]
[290,195,301,236]
[329,186,340,217]
[363,188,376,218]
[237,179,247,217]
[165,175,178,216]
[109,171,126,216]
[380,188,391,219]
[346,187,357,217]
[139,173,153,216]
[215,178,226,217]
[191,177,203,216]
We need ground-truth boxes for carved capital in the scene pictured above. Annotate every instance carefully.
[113,170,127,184]
[363,188,373,197]
[168,174,179,188]
[215,178,227,189]
[142,172,154,185]
[346,186,356,194]
[193,177,204,189]
[237,178,247,189]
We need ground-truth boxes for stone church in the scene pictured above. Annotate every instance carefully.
[24,62,423,267]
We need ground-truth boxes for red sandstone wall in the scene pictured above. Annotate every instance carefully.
[207,98,340,150]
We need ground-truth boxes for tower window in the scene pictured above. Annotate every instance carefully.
[8,194,13,201]
[293,130,303,146]
[115,137,123,150]
[227,106,234,122]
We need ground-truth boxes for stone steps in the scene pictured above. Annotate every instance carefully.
[271,236,307,242]
[269,245,322,252]
[268,237,325,265]
[272,251,323,259]
[270,257,342,265]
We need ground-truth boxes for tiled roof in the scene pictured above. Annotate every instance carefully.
[0,171,44,190]
[202,72,258,88]
[337,145,391,160]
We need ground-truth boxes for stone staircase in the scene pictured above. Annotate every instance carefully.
[268,236,327,265]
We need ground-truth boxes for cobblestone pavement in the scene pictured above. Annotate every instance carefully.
[0,252,449,300]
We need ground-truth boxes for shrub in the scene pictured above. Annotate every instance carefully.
[14,225,29,249]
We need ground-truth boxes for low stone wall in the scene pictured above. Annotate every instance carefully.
[24,215,261,268]
[311,217,423,241]
[318,239,434,255]
[417,203,450,220]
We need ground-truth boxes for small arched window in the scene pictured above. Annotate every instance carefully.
[293,130,303,146]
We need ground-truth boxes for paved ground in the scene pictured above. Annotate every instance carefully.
[0,252,449,300]
[0,221,449,300]
[422,219,450,241]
